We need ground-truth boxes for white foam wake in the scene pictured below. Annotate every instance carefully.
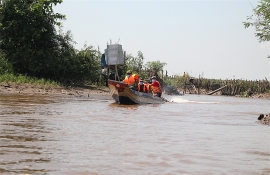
[164,95,219,104]
[164,96,189,103]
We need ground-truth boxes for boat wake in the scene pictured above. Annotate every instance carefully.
[188,101,219,104]
[164,95,219,104]
[165,96,190,103]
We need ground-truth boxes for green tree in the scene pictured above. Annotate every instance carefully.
[125,51,144,73]
[0,0,67,78]
[144,60,167,76]
[0,50,13,74]
[243,0,270,57]
[71,45,100,83]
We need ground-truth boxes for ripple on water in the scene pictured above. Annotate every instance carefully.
[0,94,269,175]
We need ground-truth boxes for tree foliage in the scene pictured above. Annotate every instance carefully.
[71,45,101,83]
[125,51,144,73]
[0,0,67,78]
[144,60,167,74]
[123,51,167,79]
[0,50,13,74]
[243,0,270,42]
[0,0,101,83]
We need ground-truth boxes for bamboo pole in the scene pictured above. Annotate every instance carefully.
[198,75,200,95]
[207,85,228,95]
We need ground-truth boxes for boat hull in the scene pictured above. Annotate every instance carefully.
[108,80,165,104]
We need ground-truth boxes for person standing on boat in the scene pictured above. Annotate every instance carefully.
[123,70,139,91]
[151,76,162,97]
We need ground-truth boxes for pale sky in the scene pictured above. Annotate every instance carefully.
[54,0,270,80]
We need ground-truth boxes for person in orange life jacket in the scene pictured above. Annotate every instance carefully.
[151,76,162,97]
[123,70,139,91]
[143,79,151,93]
[138,79,147,92]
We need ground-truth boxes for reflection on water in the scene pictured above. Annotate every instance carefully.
[0,93,269,175]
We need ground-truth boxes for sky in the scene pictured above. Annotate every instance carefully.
[53,0,270,80]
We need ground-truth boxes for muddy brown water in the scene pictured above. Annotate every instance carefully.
[0,93,269,175]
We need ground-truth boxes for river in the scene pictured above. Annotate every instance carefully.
[0,93,269,175]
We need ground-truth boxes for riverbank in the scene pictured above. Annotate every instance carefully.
[178,88,270,100]
[0,82,111,100]
[0,82,270,100]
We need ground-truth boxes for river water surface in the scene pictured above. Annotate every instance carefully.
[0,93,269,175]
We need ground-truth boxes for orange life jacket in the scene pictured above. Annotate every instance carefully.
[138,84,147,92]
[123,74,139,86]
[151,81,162,94]
[145,84,151,93]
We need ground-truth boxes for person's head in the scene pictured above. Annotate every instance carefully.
[151,76,157,82]
[126,70,132,77]
[139,79,144,85]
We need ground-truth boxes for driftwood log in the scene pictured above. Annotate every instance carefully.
[207,85,227,95]
[258,114,270,125]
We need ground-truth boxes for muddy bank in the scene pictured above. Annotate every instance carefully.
[0,82,111,100]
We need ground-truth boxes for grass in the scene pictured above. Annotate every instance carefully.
[0,73,60,87]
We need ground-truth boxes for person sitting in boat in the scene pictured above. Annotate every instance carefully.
[143,79,151,93]
[123,70,139,91]
[137,79,145,92]
[151,76,162,97]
